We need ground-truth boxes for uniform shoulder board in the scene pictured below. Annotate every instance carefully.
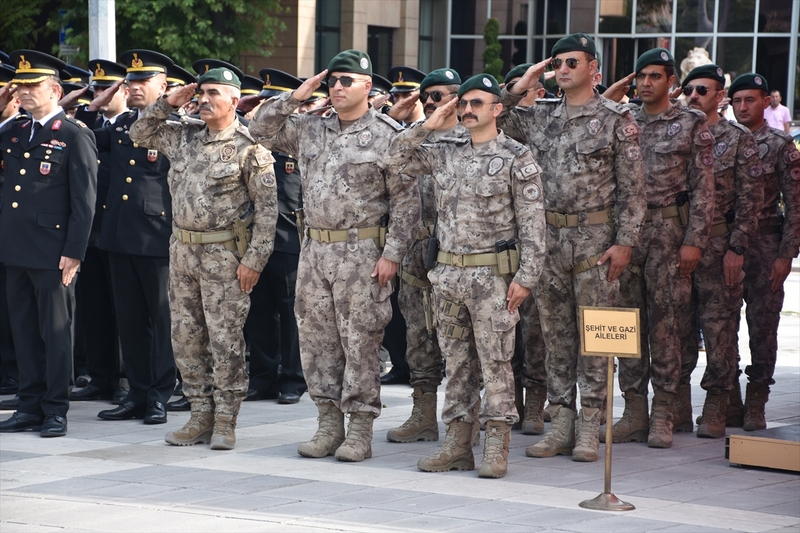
[682,106,707,121]
[500,135,529,156]
[600,98,627,115]
[236,121,257,143]
[730,121,751,135]
[375,112,405,131]
[767,127,792,143]
[65,117,87,128]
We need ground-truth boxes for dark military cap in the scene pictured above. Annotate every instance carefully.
[551,33,596,58]
[88,59,127,87]
[259,68,302,98]
[504,64,532,84]
[458,74,501,98]
[728,73,769,98]
[197,67,240,88]
[0,51,9,65]
[62,64,91,85]
[635,48,674,73]
[192,59,244,84]
[327,49,372,79]
[240,75,263,96]
[387,66,425,93]
[0,64,15,87]
[119,49,173,81]
[370,74,392,97]
[9,50,67,84]
[166,64,196,87]
[683,63,725,88]
[420,68,461,92]
[62,83,91,107]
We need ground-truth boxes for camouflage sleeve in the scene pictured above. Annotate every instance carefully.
[497,88,528,143]
[612,112,646,248]
[128,96,183,158]
[683,121,716,249]
[382,122,436,176]
[383,167,421,264]
[777,139,800,258]
[248,92,303,155]
[729,132,763,249]
[510,150,545,289]
[240,145,278,272]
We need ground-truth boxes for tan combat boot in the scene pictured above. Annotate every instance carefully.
[673,382,693,433]
[601,390,648,443]
[742,382,769,431]
[697,388,729,438]
[647,389,675,448]
[521,384,547,435]
[298,402,345,458]
[726,378,744,427]
[334,412,374,462]
[387,387,438,443]
[165,411,214,446]
[478,420,511,478]
[210,413,237,450]
[526,406,576,458]
[572,407,602,462]
[417,418,475,472]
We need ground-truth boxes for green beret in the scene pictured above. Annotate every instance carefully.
[728,73,769,98]
[197,67,240,88]
[551,33,596,58]
[327,49,371,78]
[504,64,531,84]
[458,74,500,98]
[683,64,725,87]
[635,48,674,73]
[420,68,461,92]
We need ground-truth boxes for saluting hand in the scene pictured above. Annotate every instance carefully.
[423,97,458,131]
[237,94,265,115]
[293,70,328,102]
[603,72,635,103]
[388,91,420,121]
[165,82,197,109]
[86,80,125,112]
[0,84,18,114]
[57,85,90,111]
[508,57,552,96]
[669,86,683,100]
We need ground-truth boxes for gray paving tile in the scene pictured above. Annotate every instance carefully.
[262,500,354,518]
[212,474,312,494]
[11,476,119,495]
[366,493,487,514]
[142,468,259,488]
[242,443,303,457]
[750,478,800,496]
[133,487,231,505]
[498,507,596,527]
[313,486,421,506]
[448,522,544,533]
[255,480,367,502]
[563,515,682,532]
[655,525,753,533]
[319,507,415,525]
[756,500,800,517]
[77,481,175,500]
[0,450,45,463]
[380,514,479,531]
[189,493,298,511]
[432,500,549,521]
[691,485,799,511]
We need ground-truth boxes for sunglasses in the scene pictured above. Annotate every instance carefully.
[682,84,711,97]
[551,57,582,70]
[328,75,366,88]
[420,90,457,103]
[457,98,497,111]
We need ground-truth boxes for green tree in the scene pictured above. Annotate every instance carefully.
[482,18,503,83]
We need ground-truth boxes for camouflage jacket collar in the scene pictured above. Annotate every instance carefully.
[323,107,375,134]
[631,99,684,122]
[457,129,506,157]
[194,116,254,144]
[752,121,772,142]
[551,91,603,121]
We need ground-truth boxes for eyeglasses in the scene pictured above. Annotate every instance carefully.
[328,75,366,88]
[457,98,497,111]
[420,90,457,103]
[551,57,582,70]
[682,84,710,97]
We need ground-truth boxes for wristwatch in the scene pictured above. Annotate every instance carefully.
[728,245,745,255]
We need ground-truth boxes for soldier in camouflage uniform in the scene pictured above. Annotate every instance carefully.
[383,74,545,478]
[130,67,278,450]
[604,50,715,448]
[386,68,468,445]
[499,34,646,462]
[676,65,763,439]
[249,50,420,463]
[729,74,800,431]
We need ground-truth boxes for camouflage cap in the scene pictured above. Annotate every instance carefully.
[420,68,461,92]
[327,49,372,78]
[197,67,241,89]
[683,64,725,87]
[635,48,674,73]
[551,33,596,58]
[458,74,500,98]
[728,73,769,98]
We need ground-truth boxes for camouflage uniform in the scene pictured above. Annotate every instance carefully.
[498,91,646,410]
[249,92,419,416]
[680,118,763,391]
[384,124,545,425]
[129,98,278,417]
[617,102,715,396]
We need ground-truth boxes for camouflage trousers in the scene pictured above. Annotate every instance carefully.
[619,218,689,394]
[398,238,442,391]
[168,239,250,416]
[519,295,546,388]
[537,224,617,410]
[429,264,518,426]
[295,238,392,416]
[680,234,743,391]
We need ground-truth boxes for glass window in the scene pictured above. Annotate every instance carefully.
[717,0,755,33]
[315,0,341,73]
[452,0,478,34]
[570,0,597,34]
[759,0,793,33]
[450,38,488,80]
[419,0,434,72]
[715,38,752,79]
[756,37,790,106]
[599,0,632,33]
[637,0,673,33]
[368,27,393,76]
[491,0,530,34]
[676,0,716,34]
[601,38,636,87]
[546,0,568,34]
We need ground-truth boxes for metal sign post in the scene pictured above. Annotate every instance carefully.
[577,306,641,512]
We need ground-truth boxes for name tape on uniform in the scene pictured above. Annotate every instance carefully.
[578,306,641,358]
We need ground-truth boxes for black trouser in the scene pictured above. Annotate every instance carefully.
[108,253,175,406]
[74,246,120,391]
[245,251,306,395]
[0,263,18,383]
[383,281,409,378]
[6,267,74,417]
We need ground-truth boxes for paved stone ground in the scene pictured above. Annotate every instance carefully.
[1,274,798,533]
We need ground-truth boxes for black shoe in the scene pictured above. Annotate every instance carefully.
[112,388,129,405]
[244,388,279,402]
[0,412,44,432]
[0,395,20,410]
[70,384,113,401]
[380,369,410,385]
[40,415,67,437]
[166,396,191,411]
[0,376,19,395]
[75,375,91,388]
[98,401,145,421]
[144,401,167,424]
[278,391,301,404]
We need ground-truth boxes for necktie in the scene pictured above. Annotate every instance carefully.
[30,121,42,142]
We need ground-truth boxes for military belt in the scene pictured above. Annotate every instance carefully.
[758,224,782,235]
[545,206,613,228]
[307,226,383,243]
[645,204,680,222]
[572,253,604,275]
[398,268,431,288]
[436,251,499,267]
[173,225,235,245]
[709,222,732,238]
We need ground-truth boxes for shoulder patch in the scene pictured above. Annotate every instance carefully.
[620,122,640,139]
[697,129,714,145]
[64,117,86,129]
[374,112,404,132]
[254,149,274,167]
[600,98,626,115]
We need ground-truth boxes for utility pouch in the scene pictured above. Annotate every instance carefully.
[424,217,439,269]
[494,240,511,276]
[507,239,520,274]
[676,191,690,228]
[232,218,251,257]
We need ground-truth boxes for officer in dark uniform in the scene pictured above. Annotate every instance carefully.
[0,50,98,436]
[61,65,92,120]
[75,50,177,425]
[369,74,393,101]
[244,68,307,404]
[165,63,196,94]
